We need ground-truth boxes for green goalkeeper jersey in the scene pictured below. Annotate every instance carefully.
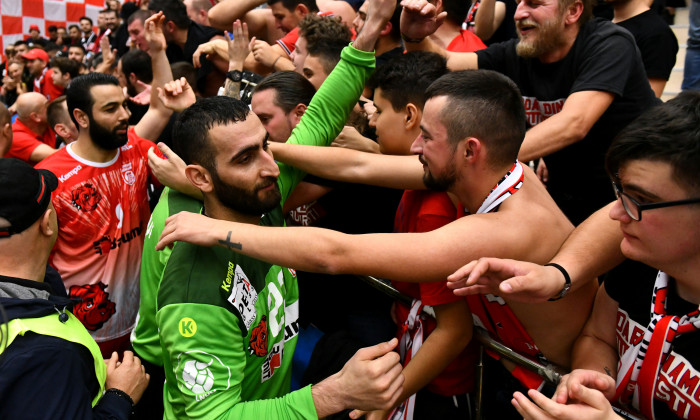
[155,45,376,419]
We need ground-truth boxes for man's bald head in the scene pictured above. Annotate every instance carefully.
[15,92,48,121]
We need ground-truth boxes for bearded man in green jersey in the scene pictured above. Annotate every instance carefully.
[152,0,405,417]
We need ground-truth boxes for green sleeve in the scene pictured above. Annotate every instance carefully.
[277,44,376,202]
[159,303,317,419]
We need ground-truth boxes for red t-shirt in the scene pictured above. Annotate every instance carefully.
[5,118,56,164]
[392,189,478,396]
[447,29,487,52]
[36,129,158,342]
[34,67,64,101]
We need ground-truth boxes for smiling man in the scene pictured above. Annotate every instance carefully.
[399,0,658,225]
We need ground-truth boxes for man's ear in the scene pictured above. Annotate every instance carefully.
[128,72,139,87]
[39,208,56,238]
[295,4,310,16]
[165,20,177,34]
[185,164,214,193]
[73,108,90,129]
[53,123,71,140]
[462,137,482,162]
[404,103,421,129]
[564,0,584,25]
[292,103,307,125]
[380,21,393,37]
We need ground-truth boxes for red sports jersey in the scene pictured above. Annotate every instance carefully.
[5,119,56,164]
[36,129,157,342]
[34,67,64,101]
[392,190,477,396]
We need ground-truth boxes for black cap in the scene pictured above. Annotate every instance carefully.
[0,158,58,238]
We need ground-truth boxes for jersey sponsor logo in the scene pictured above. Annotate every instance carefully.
[224,263,258,331]
[522,96,565,127]
[179,317,197,337]
[92,225,143,255]
[284,301,299,342]
[261,341,283,383]
[248,315,268,356]
[287,203,325,226]
[176,350,231,402]
[617,309,700,418]
[121,162,135,185]
[71,182,101,212]
[58,164,82,183]
[69,282,116,331]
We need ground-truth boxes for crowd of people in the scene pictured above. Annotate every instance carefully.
[0,0,699,418]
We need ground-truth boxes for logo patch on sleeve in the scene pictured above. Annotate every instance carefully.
[224,263,258,330]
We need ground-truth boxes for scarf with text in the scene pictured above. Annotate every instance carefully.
[614,271,700,419]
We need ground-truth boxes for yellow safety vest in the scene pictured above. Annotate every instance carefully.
[1,311,106,406]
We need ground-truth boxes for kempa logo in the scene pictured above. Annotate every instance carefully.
[179,317,197,337]
[58,164,82,183]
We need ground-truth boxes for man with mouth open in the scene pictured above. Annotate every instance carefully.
[399,0,658,225]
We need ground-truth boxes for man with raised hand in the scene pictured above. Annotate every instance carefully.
[398,0,657,225]
[35,13,195,358]
[157,68,598,417]
[150,0,404,417]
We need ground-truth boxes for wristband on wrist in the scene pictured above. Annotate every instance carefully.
[105,388,135,407]
[271,56,282,69]
[545,263,571,301]
[401,33,425,44]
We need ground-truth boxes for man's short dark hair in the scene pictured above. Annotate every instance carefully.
[268,0,319,13]
[14,40,28,48]
[367,52,447,112]
[128,9,152,26]
[51,57,81,79]
[441,0,469,26]
[47,96,70,128]
[120,50,153,84]
[605,91,700,194]
[149,0,190,29]
[299,15,352,52]
[48,25,58,32]
[171,62,198,94]
[69,43,86,53]
[66,72,120,128]
[387,0,402,41]
[425,70,527,168]
[45,42,60,53]
[69,24,80,32]
[100,8,118,17]
[80,16,93,25]
[173,96,251,170]
[254,71,316,112]
[308,38,348,75]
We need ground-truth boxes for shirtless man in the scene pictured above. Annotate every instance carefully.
[156,68,598,413]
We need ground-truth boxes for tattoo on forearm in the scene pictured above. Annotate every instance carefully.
[222,80,241,99]
[219,231,242,250]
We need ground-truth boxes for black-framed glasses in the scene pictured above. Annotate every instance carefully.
[611,180,700,221]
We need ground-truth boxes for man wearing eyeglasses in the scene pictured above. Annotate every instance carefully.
[449,91,700,419]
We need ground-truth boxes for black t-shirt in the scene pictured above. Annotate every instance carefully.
[165,21,223,96]
[477,18,658,224]
[617,10,679,80]
[604,260,700,419]
[489,0,518,45]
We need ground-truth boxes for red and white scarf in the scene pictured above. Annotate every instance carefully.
[614,271,700,419]
[390,161,524,420]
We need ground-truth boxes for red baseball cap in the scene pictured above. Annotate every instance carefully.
[29,24,40,31]
[21,48,49,62]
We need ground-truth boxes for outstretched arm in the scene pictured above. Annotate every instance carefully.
[447,202,623,302]
[269,142,426,190]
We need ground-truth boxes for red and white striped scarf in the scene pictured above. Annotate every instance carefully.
[614,271,700,419]
[390,161,524,420]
